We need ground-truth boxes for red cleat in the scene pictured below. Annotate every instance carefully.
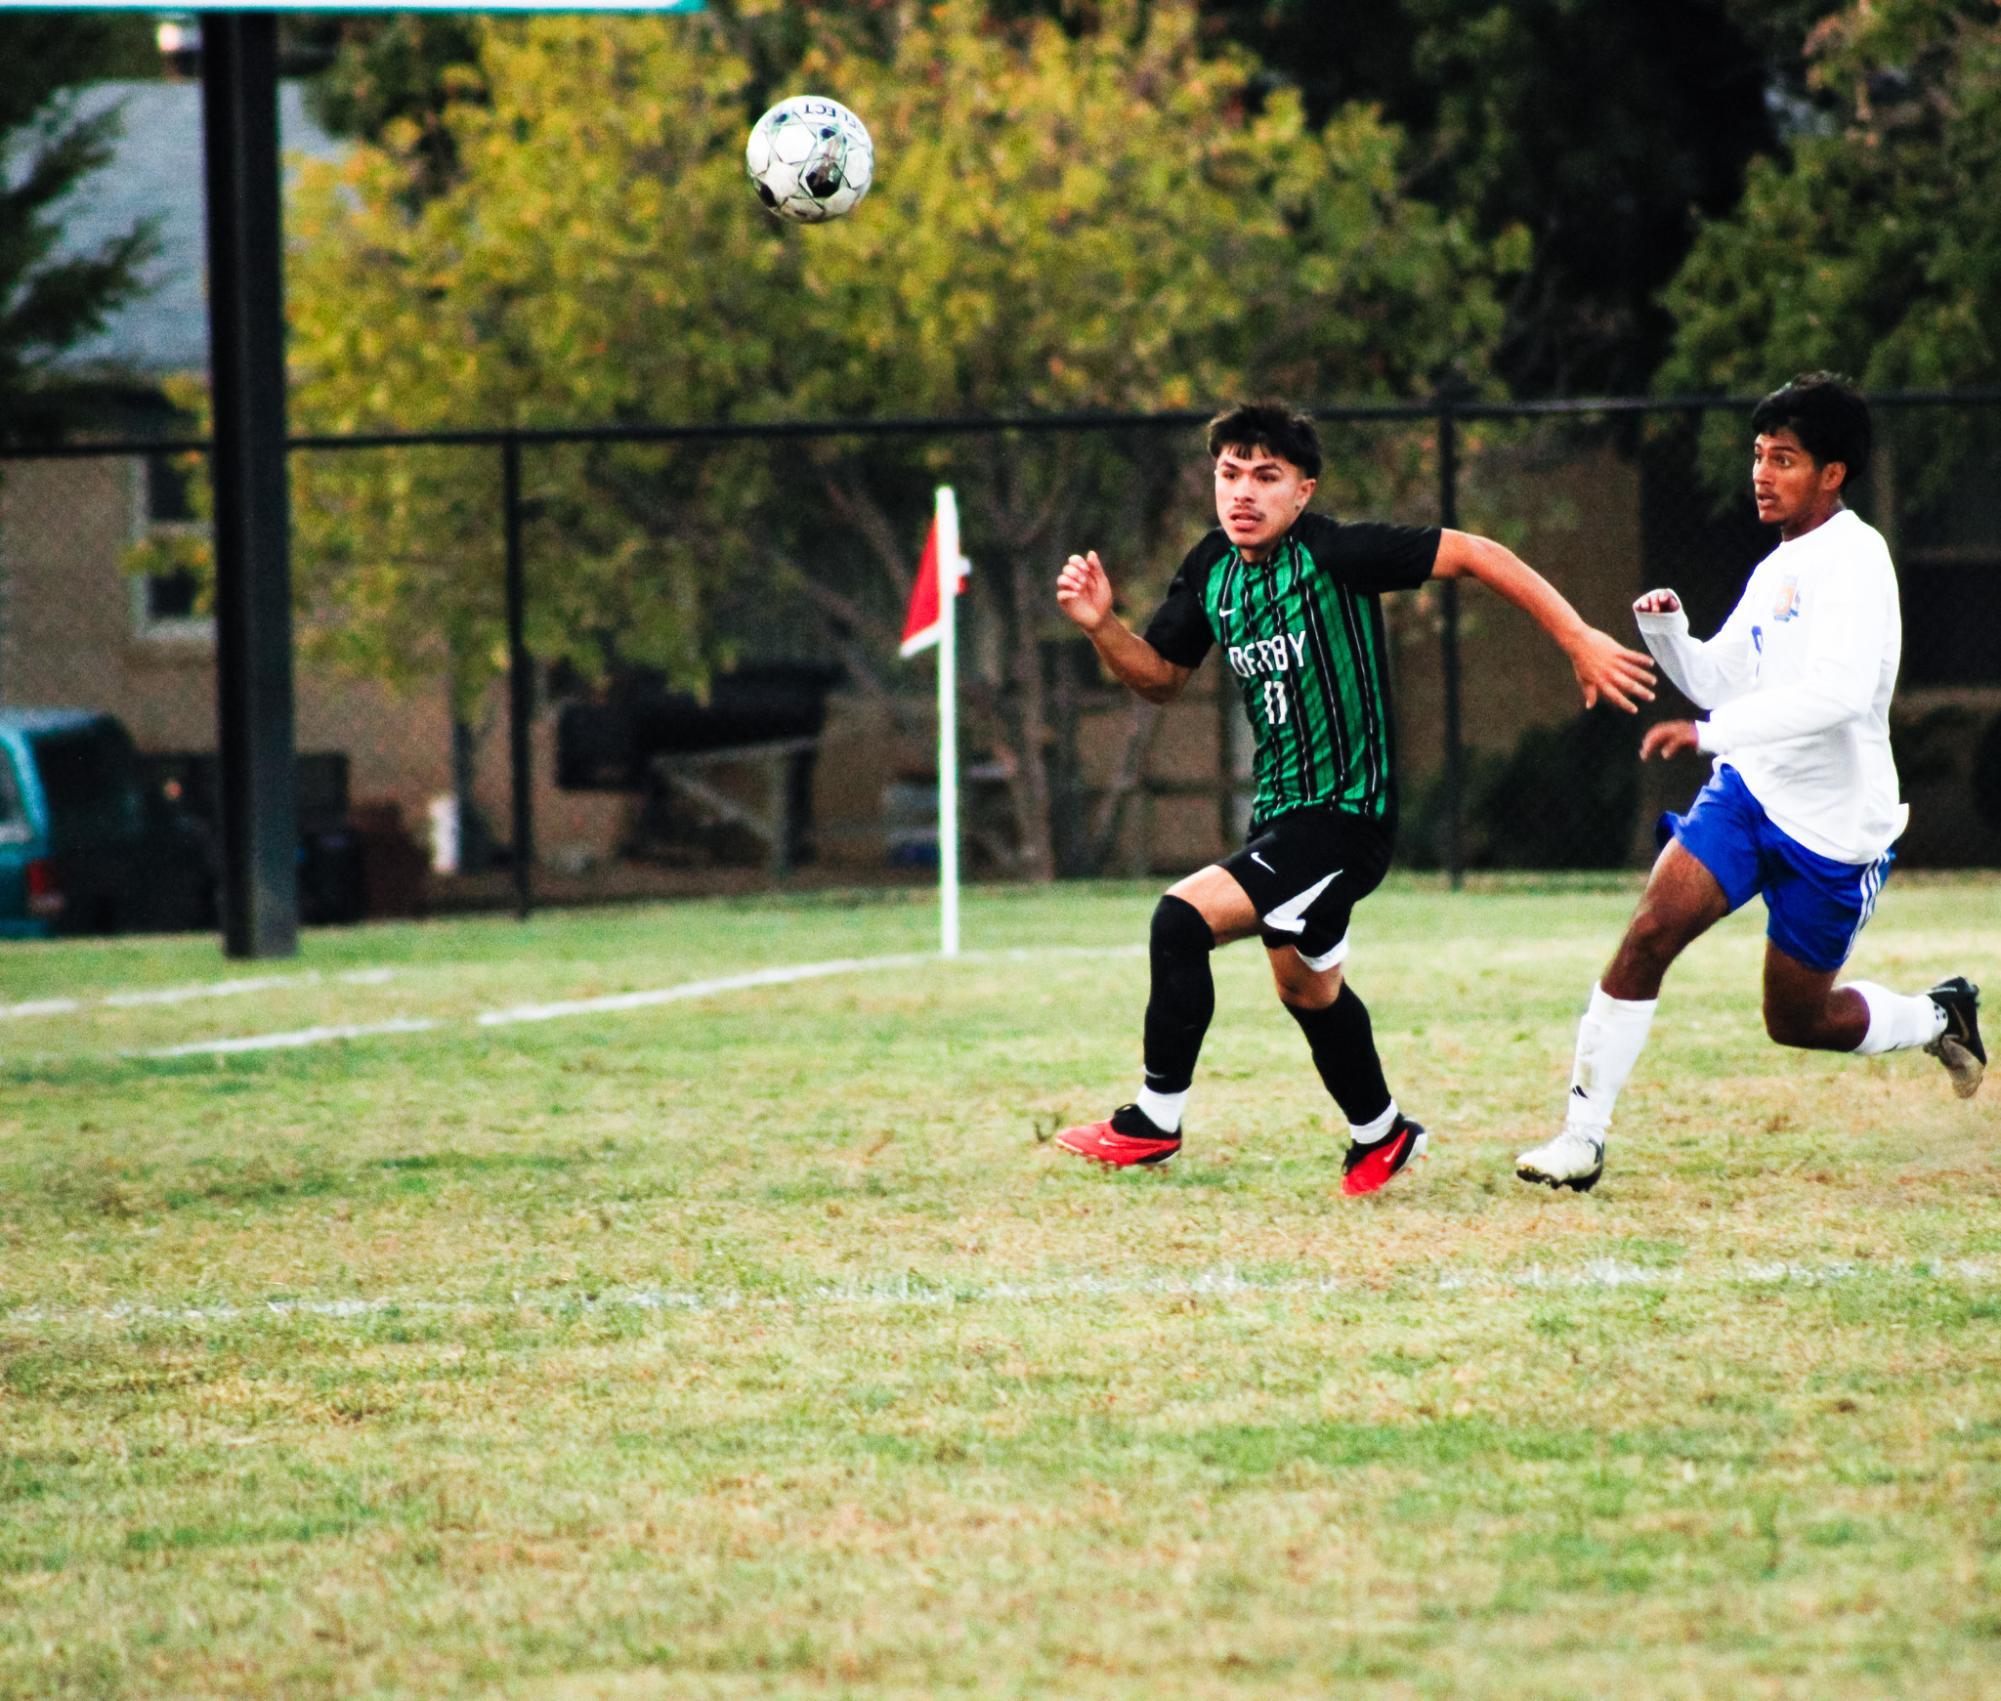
[1054,1106,1182,1167]
[1340,1116,1428,1196]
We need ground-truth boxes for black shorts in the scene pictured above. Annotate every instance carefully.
[1220,805,1393,968]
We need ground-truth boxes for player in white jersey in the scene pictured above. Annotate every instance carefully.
[1518,374,1984,1192]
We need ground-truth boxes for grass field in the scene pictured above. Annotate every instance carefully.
[2,875,1998,1699]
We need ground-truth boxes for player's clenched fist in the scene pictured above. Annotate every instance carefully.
[1633,587,1682,616]
[1055,549,1114,634]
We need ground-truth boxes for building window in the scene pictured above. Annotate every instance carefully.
[143,563,204,624]
[146,451,198,524]
[131,452,212,642]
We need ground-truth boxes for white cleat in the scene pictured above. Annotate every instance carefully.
[1516,1128,1605,1193]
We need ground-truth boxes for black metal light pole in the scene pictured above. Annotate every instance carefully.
[202,12,298,957]
[1437,391,1465,892]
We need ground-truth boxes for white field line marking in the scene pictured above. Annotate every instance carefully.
[1,967,395,1022]
[106,968,396,1007]
[142,943,1143,1059]
[149,1018,440,1058]
[474,953,938,1026]
[7,1256,1995,1334]
[0,998,80,1019]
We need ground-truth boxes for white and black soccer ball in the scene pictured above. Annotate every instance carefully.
[745,95,874,224]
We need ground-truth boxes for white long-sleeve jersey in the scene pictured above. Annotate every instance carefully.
[1636,507,1907,866]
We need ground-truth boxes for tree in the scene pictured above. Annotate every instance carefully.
[1658,0,2001,490]
[306,15,485,200]
[0,15,159,432]
[1201,0,1777,397]
[279,0,1513,877]
[1663,0,2000,393]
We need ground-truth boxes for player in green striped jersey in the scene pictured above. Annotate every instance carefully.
[1052,401,1656,1193]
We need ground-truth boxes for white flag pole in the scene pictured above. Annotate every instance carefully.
[935,486,962,958]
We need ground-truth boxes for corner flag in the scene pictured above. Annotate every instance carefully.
[899,499,971,658]
[900,489,969,956]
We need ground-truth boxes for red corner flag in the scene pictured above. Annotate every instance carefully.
[899,502,969,658]
[899,487,967,956]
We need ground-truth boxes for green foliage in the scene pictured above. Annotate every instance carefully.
[1202,0,1777,396]
[309,16,485,143]
[765,2,1499,419]
[0,15,158,424]
[0,14,152,129]
[1659,0,2001,487]
[305,15,485,199]
[1396,0,1775,396]
[285,21,771,707]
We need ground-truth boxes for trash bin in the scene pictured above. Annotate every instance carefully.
[298,827,366,925]
[349,803,428,918]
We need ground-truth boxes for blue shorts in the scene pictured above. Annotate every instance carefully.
[1657,765,1893,973]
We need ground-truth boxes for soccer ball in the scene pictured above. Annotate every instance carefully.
[745,96,874,224]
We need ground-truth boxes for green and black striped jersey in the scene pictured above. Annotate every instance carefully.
[1143,512,1440,829]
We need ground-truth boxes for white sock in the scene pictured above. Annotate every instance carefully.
[1564,984,1658,1136]
[1135,1085,1187,1133]
[1847,981,1948,1055]
[1349,1100,1399,1144]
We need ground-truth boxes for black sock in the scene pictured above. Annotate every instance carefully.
[1142,894,1215,1097]
[1284,983,1393,1129]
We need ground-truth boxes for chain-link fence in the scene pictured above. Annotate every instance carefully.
[3,391,1996,927]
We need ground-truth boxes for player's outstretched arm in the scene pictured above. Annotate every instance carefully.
[1432,530,1656,713]
[1055,550,1192,705]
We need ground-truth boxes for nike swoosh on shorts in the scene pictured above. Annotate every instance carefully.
[1263,869,1343,935]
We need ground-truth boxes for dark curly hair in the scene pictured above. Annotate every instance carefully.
[1751,372,1872,489]
[1206,401,1322,481]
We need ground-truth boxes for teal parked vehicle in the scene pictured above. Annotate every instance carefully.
[0,710,215,938]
